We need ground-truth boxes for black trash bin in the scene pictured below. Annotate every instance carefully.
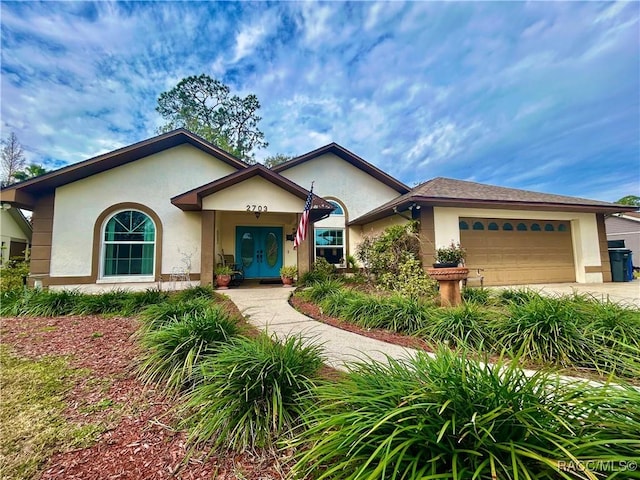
[608,249,632,282]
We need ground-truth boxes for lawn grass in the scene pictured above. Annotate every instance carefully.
[0,346,101,480]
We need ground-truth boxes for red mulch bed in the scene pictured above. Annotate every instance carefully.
[0,314,291,480]
[289,295,431,352]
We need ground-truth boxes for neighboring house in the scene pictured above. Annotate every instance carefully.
[0,129,633,288]
[0,206,32,264]
[605,212,640,267]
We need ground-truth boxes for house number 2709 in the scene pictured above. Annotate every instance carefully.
[246,205,268,212]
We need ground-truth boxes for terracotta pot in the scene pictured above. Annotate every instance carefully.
[216,274,231,289]
[281,276,294,287]
[427,267,469,282]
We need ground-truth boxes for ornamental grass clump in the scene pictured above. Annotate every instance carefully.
[494,295,591,367]
[3,288,83,317]
[72,289,132,315]
[138,297,212,332]
[319,288,361,317]
[172,285,216,303]
[419,302,495,349]
[137,305,240,393]
[461,286,494,306]
[304,278,345,304]
[183,334,324,452]
[292,348,640,480]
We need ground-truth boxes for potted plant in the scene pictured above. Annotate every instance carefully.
[428,241,469,306]
[280,265,297,287]
[215,265,233,289]
[433,241,466,267]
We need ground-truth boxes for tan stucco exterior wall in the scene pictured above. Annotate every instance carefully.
[50,144,237,280]
[202,176,305,213]
[433,207,604,283]
[278,153,402,221]
[279,153,403,264]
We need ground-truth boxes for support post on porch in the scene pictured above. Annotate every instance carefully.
[201,211,215,286]
[296,213,313,276]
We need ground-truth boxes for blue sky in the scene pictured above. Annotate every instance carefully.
[1,1,638,202]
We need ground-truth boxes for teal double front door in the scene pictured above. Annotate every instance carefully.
[236,226,283,279]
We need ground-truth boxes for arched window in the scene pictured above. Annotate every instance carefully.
[544,224,554,231]
[473,221,484,230]
[531,223,541,231]
[488,222,499,231]
[503,223,513,231]
[328,200,344,216]
[517,223,528,231]
[459,221,469,230]
[558,224,567,232]
[102,210,156,277]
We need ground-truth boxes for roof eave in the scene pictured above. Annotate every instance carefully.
[2,129,248,201]
[349,196,637,226]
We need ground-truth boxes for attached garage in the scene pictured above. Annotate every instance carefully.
[460,218,575,285]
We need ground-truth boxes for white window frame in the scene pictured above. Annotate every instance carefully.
[314,199,346,266]
[99,209,156,282]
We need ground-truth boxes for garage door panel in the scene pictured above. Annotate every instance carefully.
[460,218,575,286]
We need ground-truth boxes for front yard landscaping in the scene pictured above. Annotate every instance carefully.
[3,215,640,480]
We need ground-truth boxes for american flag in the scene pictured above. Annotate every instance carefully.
[294,184,314,250]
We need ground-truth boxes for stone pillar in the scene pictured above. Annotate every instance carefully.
[296,213,312,275]
[419,207,436,268]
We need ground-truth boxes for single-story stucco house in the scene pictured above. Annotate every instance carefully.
[0,206,32,264]
[0,129,634,288]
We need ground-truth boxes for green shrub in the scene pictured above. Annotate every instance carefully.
[378,254,437,299]
[72,289,131,315]
[0,258,29,293]
[0,287,170,318]
[495,295,591,367]
[319,288,360,318]
[356,221,420,282]
[171,285,215,303]
[299,258,337,286]
[121,288,170,315]
[419,303,495,349]
[137,306,240,393]
[462,286,493,305]
[183,334,324,451]
[138,297,212,332]
[498,288,543,305]
[5,289,83,317]
[304,279,345,304]
[339,291,388,328]
[293,348,640,480]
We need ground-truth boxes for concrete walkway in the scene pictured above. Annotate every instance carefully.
[223,282,639,374]
[222,286,416,371]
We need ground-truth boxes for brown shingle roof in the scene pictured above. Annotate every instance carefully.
[350,177,638,225]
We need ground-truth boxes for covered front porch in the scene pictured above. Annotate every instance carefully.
[171,164,335,287]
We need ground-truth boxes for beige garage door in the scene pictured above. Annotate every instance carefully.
[459,218,575,286]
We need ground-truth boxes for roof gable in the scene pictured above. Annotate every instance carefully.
[171,164,335,220]
[272,142,410,194]
[0,129,248,209]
